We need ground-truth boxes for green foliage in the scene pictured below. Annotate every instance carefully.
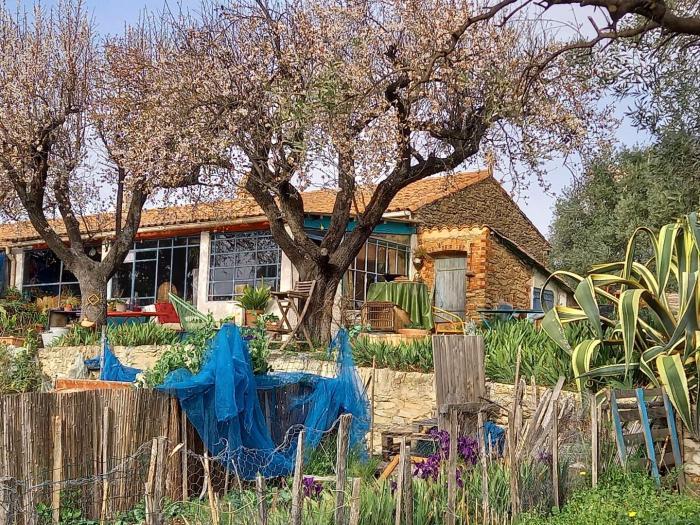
[483,321,589,387]
[138,320,217,388]
[241,313,277,375]
[550,134,700,275]
[352,336,433,372]
[238,285,271,311]
[543,213,700,433]
[0,294,45,336]
[519,469,700,525]
[52,323,181,348]
[37,490,97,525]
[0,333,43,394]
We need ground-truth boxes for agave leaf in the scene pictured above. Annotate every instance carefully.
[639,345,664,387]
[656,223,680,297]
[572,339,601,392]
[656,353,694,432]
[622,227,658,285]
[578,362,640,380]
[574,277,603,339]
[619,289,645,377]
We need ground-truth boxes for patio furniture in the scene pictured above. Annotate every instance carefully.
[366,281,433,329]
[154,301,180,324]
[360,301,410,333]
[432,306,465,334]
[168,293,210,332]
[269,280,316,350]
[47,308,80,328]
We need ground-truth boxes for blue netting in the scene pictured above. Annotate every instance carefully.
[85,342,141,382]
[158,325,370,479]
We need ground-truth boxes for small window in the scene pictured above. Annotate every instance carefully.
[533,287,555,311]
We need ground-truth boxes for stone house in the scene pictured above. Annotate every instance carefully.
[0,170,570,325]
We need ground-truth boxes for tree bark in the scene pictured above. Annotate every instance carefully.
[75,267,109,327]
[296,263,343,345]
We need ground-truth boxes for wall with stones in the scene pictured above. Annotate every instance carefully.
[414,177,551,265]
[485,236,533,310]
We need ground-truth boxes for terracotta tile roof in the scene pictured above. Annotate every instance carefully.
[0,170,490,244]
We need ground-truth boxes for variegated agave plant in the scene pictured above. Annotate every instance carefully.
[542,212,700,435]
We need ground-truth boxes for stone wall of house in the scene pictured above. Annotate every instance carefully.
[485,235,533,310]
[414,177,551,264]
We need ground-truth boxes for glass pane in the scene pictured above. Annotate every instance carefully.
[388,248,398,274]
[397,250,407,276]
[23,284,60,299]
[256,250,279,265]
[377,246,387,274]
[59,282,80,298]
[186,247,199,302]
[234,282,252,295]
[23,250,61,285]
[157,249,173,291]
[212,238,235,254]
[236,252,256,266]
[136,249,157,261]
[111,263,132,300]
[236,237,255,251]
[212,253,236,268]
[356,243,367,271]
[256,265,278,278]
[133,260,157,303]
[61,266,78,284]
[354,272,365,303]
[257,236,278,251]
[211,268,234,282]
[135,240,158,249]
[235,266,255,281]
[209,281,233,299]
[366,243,377,274]
[167,248,185,299]
[174,237,188,246]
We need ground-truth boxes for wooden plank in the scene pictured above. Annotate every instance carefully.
[348,478,362,525]
[610,390,628,466]
[51,415,62,525]
[256,474,268,525]
[623,428,670,446]
[589,393,598,488]
[477,411,489,522]
[402,440,413,525]
[636,388,661,485]
[618,406,668,422]
[335,414,351,525]
[551,397,559,511]
[100,407,110,524]
[662,390,684,489]
[291,431,305,525]
[446,409,457,525]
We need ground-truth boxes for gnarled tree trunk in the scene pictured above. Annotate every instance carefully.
[296,264,343,345]
[76,269,109,327]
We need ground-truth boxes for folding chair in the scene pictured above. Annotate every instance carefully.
[270,280,316,350]
[168,293,210,332]
[432,306,465,334]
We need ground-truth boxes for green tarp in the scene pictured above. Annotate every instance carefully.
[366,281,433,329]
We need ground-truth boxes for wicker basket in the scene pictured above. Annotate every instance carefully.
[361,301,410,332]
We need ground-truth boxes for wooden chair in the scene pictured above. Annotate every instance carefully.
[270,280,316,350]
[432,306,465,334]
[168,293,210,332]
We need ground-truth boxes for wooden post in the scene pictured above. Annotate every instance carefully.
[290,430,305,525]
[552,397,560,510]
[402,440,413,525]
[348,478,362,525]
[100,407,110,525]
[145,438,158,525]
[446,409,458,525]
[0,477,18,525]
[395,437,407,525]
[477,411,489,523]
[181,413,188,501]
[589,392,599,488]
[335,414,352,525]
[370,358,377,455]
[256,474,267,525]
[51,416,62,525]
[508,349,522,521]
[203,453,219,525]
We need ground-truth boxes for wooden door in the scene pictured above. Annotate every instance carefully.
[434,257,467,319]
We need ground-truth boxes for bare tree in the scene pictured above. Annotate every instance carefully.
[0,2,221,325]
[167,0,607,341]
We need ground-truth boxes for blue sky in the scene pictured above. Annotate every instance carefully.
[10,0,648,236]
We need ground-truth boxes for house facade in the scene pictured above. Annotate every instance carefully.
[0,171,570,325]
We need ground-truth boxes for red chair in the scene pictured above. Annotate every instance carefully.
[154,302,180,324]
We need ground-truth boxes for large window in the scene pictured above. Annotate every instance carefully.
[208,231,281,301]
[111,236,200,306]
[344,236,410,309]
[23,246,102,298]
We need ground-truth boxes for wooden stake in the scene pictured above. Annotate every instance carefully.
[447,408,458,525]
[552,397,560,510]
[100,407,110,525]
[180,411,188,501]
[394,438,405,525]
[145,438,158,525]
[590,392,599,488]
[256,474,268,525]
[335,414,352,525]
[291,430,305,525]
[348,478,362,525]
[403,440,413,525]
[477,411,489,523]
[51,416,62,525]
[203,452,219,525]
[370,358,377,454]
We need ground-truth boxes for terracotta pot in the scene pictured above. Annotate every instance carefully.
[397,328,431,337]
[64,305,73,312]
[245,309,263,327]
[0,336,25,347]
[115,302,127,312]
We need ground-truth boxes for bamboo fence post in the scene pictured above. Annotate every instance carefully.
[552,397,560,510]
[51,415,62,525]
[155,438,167,525]
[477,411,489,523]
[256,474,267,525]
[0,477,17,525]
[370,357,376,454]
[291,430,305,525]
[508,348,522,521]
[203,452,219,525]
[180,412,188,501]
[589,392,599,488]
[335,414,352,525]
[145,438,158,525]
[394,437,405,525]
[100,407,110,525]
[402,440,413,525]
[348,478,362,525]
[447,408,458,525]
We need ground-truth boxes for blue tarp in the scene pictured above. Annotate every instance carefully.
[84,342,141,382]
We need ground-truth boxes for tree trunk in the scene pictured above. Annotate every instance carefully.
[298,265,342,345]
[76,270,108,327]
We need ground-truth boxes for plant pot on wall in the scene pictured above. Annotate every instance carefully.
[245,309,263,327]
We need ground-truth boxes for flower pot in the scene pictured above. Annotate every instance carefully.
[0,336,25,347]
[245,309,263,327]
[398,328,430,337]
[64,305,73,312]
[115,302,127,313]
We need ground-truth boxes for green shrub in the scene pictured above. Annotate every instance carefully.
[0,333,43,394]
[519,469,700,525]
[352,336,433,372]
[52,323,180,348]
[238,285,271,311]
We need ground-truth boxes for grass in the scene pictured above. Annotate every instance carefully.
[351,336,433,372]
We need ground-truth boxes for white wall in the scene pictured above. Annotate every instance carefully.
[532,268,570,307]
[11,249,23,289]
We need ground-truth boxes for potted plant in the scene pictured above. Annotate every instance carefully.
[63,295,80,312]
[412,246,428,268]
[108,299,127,313]
[239,285,271,327]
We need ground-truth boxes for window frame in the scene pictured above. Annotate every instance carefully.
[532,286,555,311]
